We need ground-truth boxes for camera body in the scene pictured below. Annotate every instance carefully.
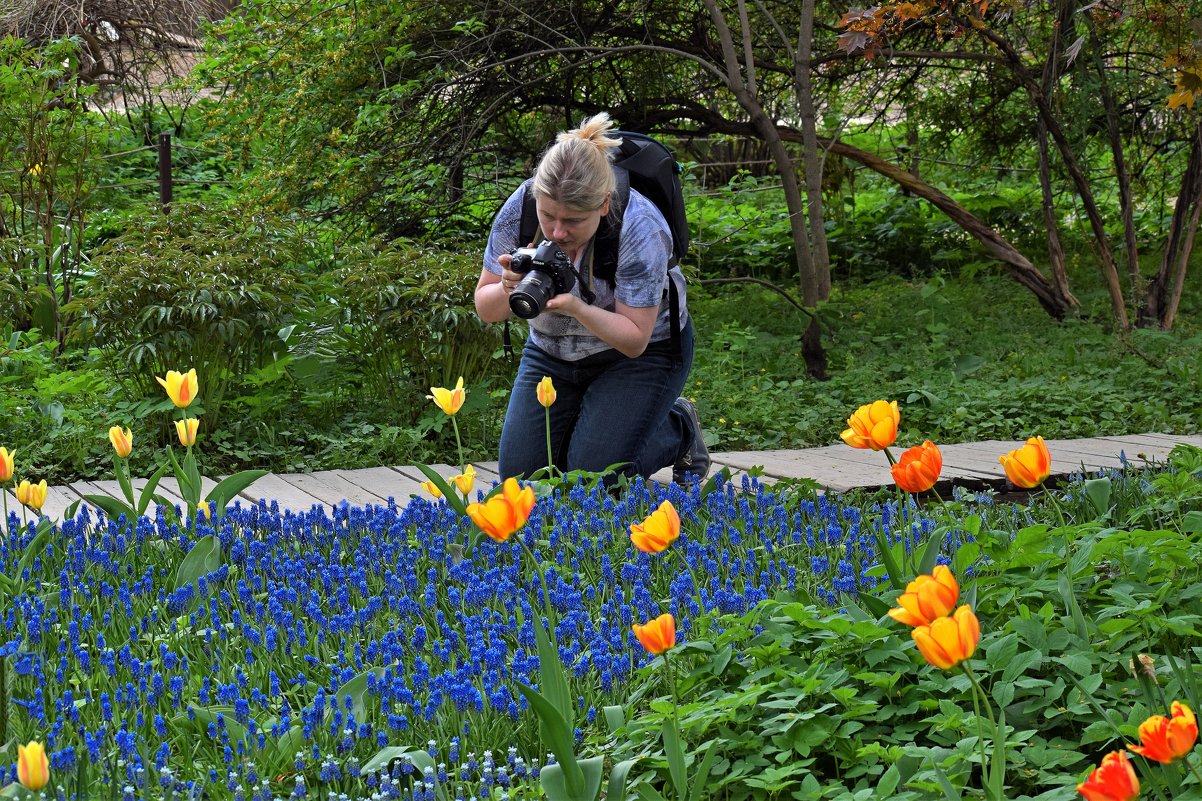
[508,240,576,319]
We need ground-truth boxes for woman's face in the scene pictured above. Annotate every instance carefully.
[535,193,610,257]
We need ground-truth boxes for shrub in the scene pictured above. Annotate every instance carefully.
[68,202,311,430]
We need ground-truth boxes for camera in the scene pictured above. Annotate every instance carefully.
[508,240,576,319]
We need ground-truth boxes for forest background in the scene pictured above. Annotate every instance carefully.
[2,0,1202,484]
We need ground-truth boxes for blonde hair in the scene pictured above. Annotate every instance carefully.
[532,112,621,211]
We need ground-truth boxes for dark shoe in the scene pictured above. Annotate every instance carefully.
[673,397,710,485]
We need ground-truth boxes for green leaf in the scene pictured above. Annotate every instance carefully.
[1083,477,1112,520]
[115,456,135,506]
[873,526,904,590]
[17,515,57,575]
[204,469,268,519]
[1057,570,1089,640]
[174,534,222,592]
[327,667,385,727]
[662,718,687,801]
[635,785,668,801]
[602,705,626,734]
[170,705,249,748]
[414,463,467,516]
[699,467,730,500]
[929,757,962,800]
[1181,511,1202,533]
[137,461,171,517]
[514,681,583,797]
[80,493,137,527]
[540,756,604,801]
[916,530,942,576]
[607,758,641,801]
[857,592,892,618]
[360,747,443,800]
[688,741,719,801]
[531,605,573,730]
[988,705,1007,801]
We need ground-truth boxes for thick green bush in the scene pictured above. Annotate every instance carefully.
[69,202,311,429]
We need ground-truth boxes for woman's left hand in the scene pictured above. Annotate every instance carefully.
[544,292,585,318]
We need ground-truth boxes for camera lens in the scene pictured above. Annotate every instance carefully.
[509,271,555,319]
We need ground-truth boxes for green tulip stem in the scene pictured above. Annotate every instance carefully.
[1040,484,1066,529]
[661,646,686,801]
[0,651,7,748]
[962,664,1001,792]
[1,481,8,533]
[1182,752,1202,788]
[452,416,465,474]
[883,446,896,465]
[543,407,554,477]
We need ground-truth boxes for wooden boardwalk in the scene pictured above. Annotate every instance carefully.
[6,432,1200,523]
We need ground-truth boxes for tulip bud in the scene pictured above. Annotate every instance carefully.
[108,426,133,459]
[0,446,14,482]
[17,741,49,791]
[175,417,200,447]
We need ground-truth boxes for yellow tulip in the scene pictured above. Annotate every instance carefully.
[428,377,466,416]
[420,479,443,499]
[911,605,980,670]
[466,477,535,542]
[629,501,681,553]
[536,376,557,408]
[840,400,899,450]
[108,426,133,459]
[175,417,200,447]
[156,368,199,409]
[17,741,49,791]
[632,613,676,655]
[451,464,476,495]
[0,446,14,482]
[16,479,47,512]
[888,565,959,627]
[999,435,1052,488]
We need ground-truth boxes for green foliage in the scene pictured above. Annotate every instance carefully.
[69,202,311,429]
[611,455,1202,800]
[332,239,504,415]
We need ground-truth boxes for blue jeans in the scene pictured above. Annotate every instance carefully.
[498,320,695,483]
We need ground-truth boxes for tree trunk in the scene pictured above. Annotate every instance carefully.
[703,0,827,379]
[969,20,1129,328]
[1144,119,1202,325]
[1035,0,1076,307]
[1162,189,1202,330]
[818,136,1076,318]
[797,0,831,300]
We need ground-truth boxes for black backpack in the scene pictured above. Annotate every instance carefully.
[513,131,689,354]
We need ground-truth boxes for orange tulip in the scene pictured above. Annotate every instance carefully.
[891,440,942,494]
[451,464,476,496]
[17,741,49,791]
[840,400,899,451]
[175,417,200,447]
[428,377,466,416]
[466,477,535,542]
[630,501,681,553]
[108,425,133,459]
[420,479,443,499]
[888,565,959,627]
[156,368,199,409]
[16,479,47,513]
[999,435,1052,489]
[911,605,979,670]
[1078,751,1140,801]
[536,376,557,408]
[0,446,14,482]
[1128,701,1197,764]
[632,613,676,655]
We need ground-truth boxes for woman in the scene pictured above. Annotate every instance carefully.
[475,112,709,486]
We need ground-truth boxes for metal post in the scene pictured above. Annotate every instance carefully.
[158,132,173,213]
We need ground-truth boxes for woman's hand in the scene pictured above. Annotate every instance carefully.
[543,292,585,317]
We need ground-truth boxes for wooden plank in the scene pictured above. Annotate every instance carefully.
[393,463,498,501]
[276,470,391,509]
[3,483,87,530]
[336,466,427,505]
[236,473,330,516]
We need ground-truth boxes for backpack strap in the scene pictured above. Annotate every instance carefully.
[592,167,630,287]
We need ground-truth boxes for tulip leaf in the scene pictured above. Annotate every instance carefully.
[927,757,963,801]
[688,741,719,801]
[514,680,584,798]
[17,516,57,575]
[326,667,385,728]
[136,461,171,517]
[114,458,135,506]
[662,718,687,801]
[635,782,668,801]
[988,705,1007,801]
[174,534,222,593]
[204,469,268,519]
[360,745,441,797]
[170,705,250,749]
[1083,477,1112,520]
[263,723,306,776]
[856,592,892,619]
[699,467,730,500]
[167,446,195,504]
[414,464,467,516]
[541,756,603,801]
[606,757,641,801]
[916,530,943,576]
[529,603,574,730]
[602,705,626,734]
[81,493,137,528]
[1056,570,1089,640]
[0,782,36,799]
[872,526,905,590]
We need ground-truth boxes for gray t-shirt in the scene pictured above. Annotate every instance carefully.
[484,182,689,361]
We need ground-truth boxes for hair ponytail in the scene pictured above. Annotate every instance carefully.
[533,112,620,211]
